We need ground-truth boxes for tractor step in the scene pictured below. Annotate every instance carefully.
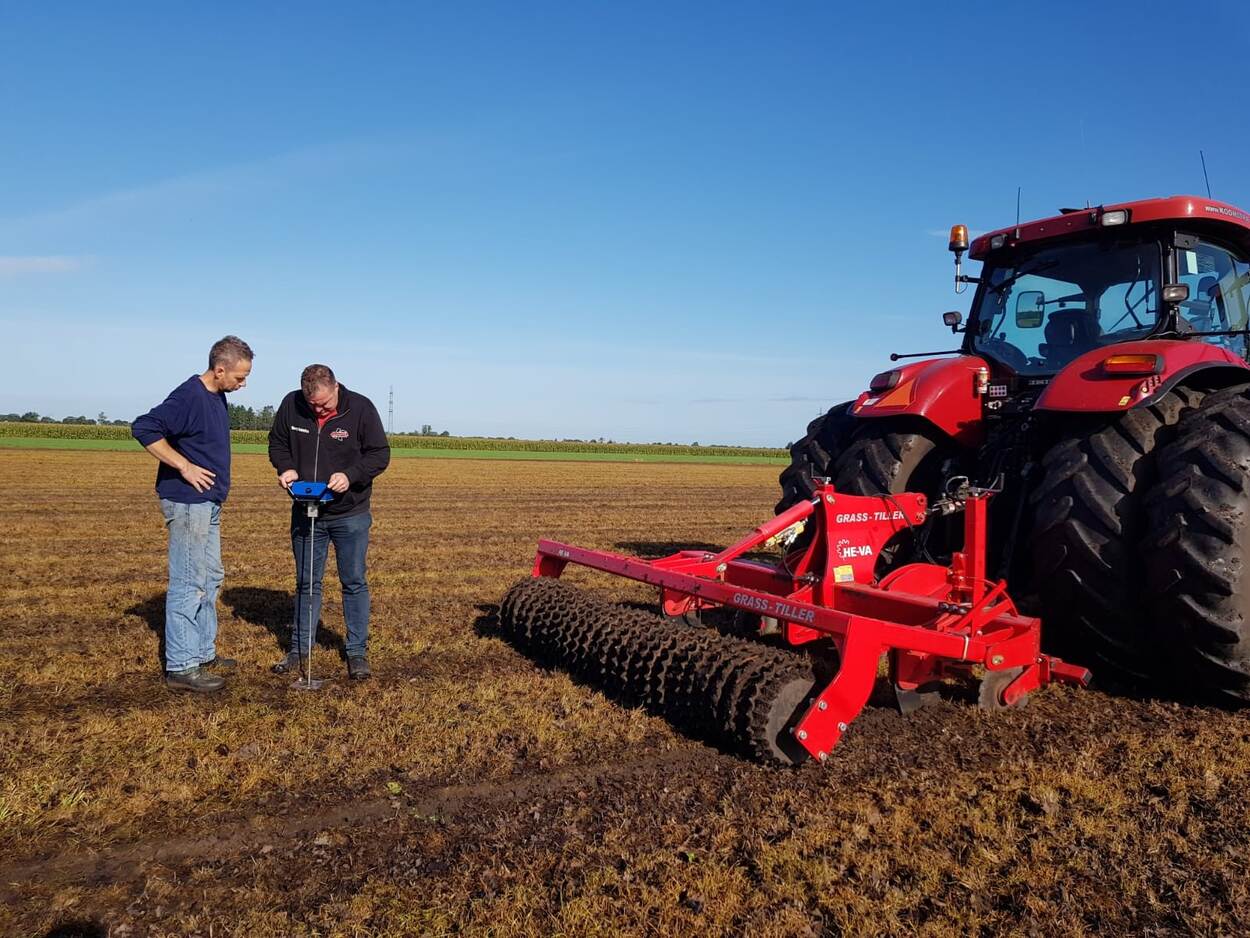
[500,577,819,764]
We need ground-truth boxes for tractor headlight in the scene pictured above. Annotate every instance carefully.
[869,370,902,393]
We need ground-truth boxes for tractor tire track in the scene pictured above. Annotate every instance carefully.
[0,744,722,900]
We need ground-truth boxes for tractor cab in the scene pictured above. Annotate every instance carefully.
[965,237,1165,376]
[951,201,1250,380]
[1172,236,1250,354]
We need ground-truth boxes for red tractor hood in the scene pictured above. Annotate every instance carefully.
[852,355,989,445]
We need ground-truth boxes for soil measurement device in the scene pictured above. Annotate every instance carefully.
[288,481,335,691]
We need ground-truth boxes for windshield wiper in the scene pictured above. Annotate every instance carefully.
[989,259,1060,295]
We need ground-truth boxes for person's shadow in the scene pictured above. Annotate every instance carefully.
[222,586,345,657]
[126,589,345,668]
[125,594,170,668]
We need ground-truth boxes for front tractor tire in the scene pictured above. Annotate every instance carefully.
[1029,387,1204,681]
[831,421,957,502]
[1145,384,1250,704]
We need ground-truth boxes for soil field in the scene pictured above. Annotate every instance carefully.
[2,449,1249,937]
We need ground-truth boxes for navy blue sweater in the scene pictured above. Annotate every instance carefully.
[132,375,232,504]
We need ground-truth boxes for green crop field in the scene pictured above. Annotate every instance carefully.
[0,424,788,465]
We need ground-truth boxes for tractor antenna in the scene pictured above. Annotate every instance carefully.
[1200,150,1213,198]
[388,385,394,434]
[1015,186,1022,239]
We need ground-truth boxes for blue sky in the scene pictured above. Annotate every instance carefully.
[4,1,1249,445]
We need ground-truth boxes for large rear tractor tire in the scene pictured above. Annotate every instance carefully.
[1028,387,1204,681]
[1145,384,1250,704]
[776,402,856,513]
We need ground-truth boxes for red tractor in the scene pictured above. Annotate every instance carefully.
[777,195,1250,702]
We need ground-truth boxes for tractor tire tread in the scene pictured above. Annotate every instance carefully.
[1144,383,1250,702]
[1028,387,1203,678]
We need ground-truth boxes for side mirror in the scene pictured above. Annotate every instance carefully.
[1015,290,1045,328]
[1162,282,1190,304]
[942,310,963,333]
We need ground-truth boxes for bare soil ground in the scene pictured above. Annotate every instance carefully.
[2,450,1249,937]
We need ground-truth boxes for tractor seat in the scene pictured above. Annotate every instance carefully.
[1189,275,1227,331]
[1039,308,1100,365]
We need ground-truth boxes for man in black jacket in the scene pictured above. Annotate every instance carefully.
[267,364,391,680]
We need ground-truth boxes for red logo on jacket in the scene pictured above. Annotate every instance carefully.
[330,428,349,441]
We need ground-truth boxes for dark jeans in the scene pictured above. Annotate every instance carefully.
[290,510,372,659]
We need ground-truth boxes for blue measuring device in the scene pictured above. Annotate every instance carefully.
[288,481,335,503]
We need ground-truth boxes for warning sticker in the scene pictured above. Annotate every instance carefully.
[833,564,856,583]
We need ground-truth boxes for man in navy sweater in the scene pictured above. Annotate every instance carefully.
[132,336,254,693]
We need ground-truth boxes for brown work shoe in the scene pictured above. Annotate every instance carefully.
[166,666,226,693]
[347,656,371,681]
[271,652,301,674]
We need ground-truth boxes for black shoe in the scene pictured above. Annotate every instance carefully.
[347,656,371,681]
[271,652,301,675]
[166,666,226,693]
[205,656,238,671]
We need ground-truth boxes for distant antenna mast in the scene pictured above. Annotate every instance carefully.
[1015,186,1022,239]
[1200,150,1213,198]
[388,386,394,434]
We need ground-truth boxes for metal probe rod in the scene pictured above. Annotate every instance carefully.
[305,506,316,688]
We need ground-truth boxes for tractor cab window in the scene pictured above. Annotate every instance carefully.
[971,240,1161,375]
[1175,240,1250,357]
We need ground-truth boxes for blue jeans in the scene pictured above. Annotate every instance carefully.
[160,499,224,673]
[290,510,372,659]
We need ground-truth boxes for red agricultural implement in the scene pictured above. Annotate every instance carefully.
[502,481,1090,764]
[502,193,1250,763]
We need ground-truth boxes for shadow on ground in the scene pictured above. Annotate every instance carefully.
[43,920,106,938]
[222,586,344,657]
[125,589,345,663]
[472,603,500,637]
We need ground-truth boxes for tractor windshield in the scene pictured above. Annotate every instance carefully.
[970,239,1162,374]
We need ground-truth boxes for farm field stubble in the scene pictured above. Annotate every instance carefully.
[1,449,1249,937]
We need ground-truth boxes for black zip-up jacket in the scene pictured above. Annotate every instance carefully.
[267,384,391,518]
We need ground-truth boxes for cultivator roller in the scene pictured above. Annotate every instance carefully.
[500,483,1091,765]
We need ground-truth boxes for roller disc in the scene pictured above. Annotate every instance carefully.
[499,577,819,765]
[749,675,816,765]
[978,667,1028,710]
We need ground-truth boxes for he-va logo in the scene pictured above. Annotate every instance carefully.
[330,428,350,441]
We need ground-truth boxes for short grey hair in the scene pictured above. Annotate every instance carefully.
[301,364,337,396]
[208,335,254,370]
